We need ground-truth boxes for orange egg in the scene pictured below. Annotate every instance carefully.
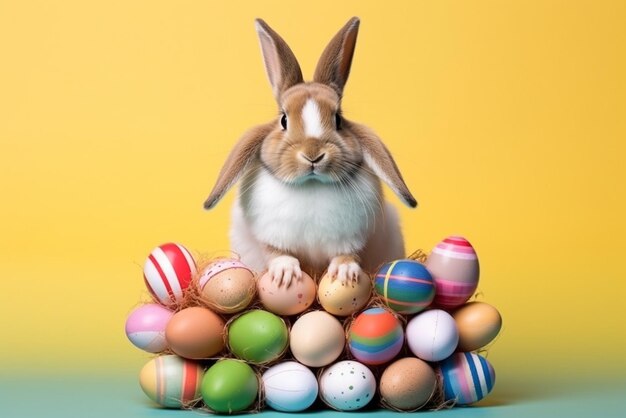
[257,271,316,316]
[452,302,502,351]
[165,307,225,359]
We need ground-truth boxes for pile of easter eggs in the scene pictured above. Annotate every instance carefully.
[125,236,502,413]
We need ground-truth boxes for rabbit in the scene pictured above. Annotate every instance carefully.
[204,17,417,286]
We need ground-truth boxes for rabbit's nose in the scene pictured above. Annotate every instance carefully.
[299,152,326,164]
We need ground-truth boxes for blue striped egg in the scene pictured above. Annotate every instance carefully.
[439,352,496,405]
[374,260,435,314]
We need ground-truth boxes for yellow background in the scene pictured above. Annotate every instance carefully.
[1,0,625,379]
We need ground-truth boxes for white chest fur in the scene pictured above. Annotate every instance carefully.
[238,169,381,265]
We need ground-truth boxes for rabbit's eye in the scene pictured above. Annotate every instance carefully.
[335,113,342,130]
[280,113,287,130]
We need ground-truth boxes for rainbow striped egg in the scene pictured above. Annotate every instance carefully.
[143,243,197,307]
[374,260,435,314]
[439,352,495,405]
[348,308,404,365]
[139,355,204,408]
[426,236,480,309]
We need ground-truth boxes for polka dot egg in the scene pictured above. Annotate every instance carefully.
[319,360,376,411]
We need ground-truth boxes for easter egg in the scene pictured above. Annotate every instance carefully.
[452,302,502,351]
[426,236,480,309]
[439,352,496,405]
[406,309,459,362]
[165,307,225,359]
[374,260,435,314]
[262,361,318,412]
[139,355,204,408]
[227,310,288,364]
[348,307,404,365]
[290,311,345,367]
[125,303,173,353]
[201,359,258,413]
[143,243,196,307]
[319,360,376,411]
[318,271,371,316]
[257,271,316,316]
[380,357,437,411]
[199,259,256,314]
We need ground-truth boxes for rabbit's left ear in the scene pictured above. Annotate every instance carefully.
[203,123,273,210]
[314,17,360,96]
[349,122,418,208]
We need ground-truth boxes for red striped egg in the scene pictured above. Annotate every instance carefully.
[143,243,197,307]
[426,236,480,309]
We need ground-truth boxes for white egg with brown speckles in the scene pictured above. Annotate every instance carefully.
[319,360,376,411]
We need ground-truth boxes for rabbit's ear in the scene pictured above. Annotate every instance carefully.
[255,19,304,101]
[203,124,272,210]
[313,17,360,96]
[349,122,417,208]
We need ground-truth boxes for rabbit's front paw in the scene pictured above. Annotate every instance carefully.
[328,256,361,284]
[268,255,302,287]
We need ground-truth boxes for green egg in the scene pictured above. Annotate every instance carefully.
[201,359,258,413]
[227,310,289,364]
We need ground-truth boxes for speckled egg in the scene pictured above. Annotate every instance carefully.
[257,271,316,316]
[379,357,437,411]
[139,355,204,408]
[426,236,480,309]
[452,302,502,351]
[319,360,376,411]
[262,361,319,412]
[290,311,345,367]
[439,352,496,405]
[165,307,225,359]
[198,259,256,314]
[318,271,371,316]
[406,309,459,362]
[125,303,173,353]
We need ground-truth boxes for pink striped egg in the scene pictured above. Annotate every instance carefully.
[125,303,174,353]
[143,243,197,307]
[426,236,480,309]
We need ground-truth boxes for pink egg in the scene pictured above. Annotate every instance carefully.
[143,243,197,307]
[425,236,480,309]
[125,303,174,353]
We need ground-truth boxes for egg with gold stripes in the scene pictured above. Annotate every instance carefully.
[438,352,496,405]
[374,260,435,314]
[143,243,197,307]
[139,355,204,408]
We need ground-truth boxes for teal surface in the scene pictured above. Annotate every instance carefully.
[0,373,623,417]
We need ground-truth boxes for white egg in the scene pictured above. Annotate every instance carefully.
[406,309,459,361]
[319,361,376,411]
[262,361,318,412]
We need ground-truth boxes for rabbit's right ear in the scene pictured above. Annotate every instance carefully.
[255,19,304,101]
[203,123,273,210]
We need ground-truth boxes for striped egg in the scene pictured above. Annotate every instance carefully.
[125,303,173,353]
[348,308,404,365]
[143,243,197,307]
[374,260,435,314]
[438,352,496,405]
[139,355,204,408]
[426,236,480,309]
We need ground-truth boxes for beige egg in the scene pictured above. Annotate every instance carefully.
[317,271,372,316]
[452,301,502,351]
[380,357,437,411]
[199,260,256,314]
[257,271,316,316]
[290,311,345,367]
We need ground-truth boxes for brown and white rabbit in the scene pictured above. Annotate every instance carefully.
[204,17,417,285]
